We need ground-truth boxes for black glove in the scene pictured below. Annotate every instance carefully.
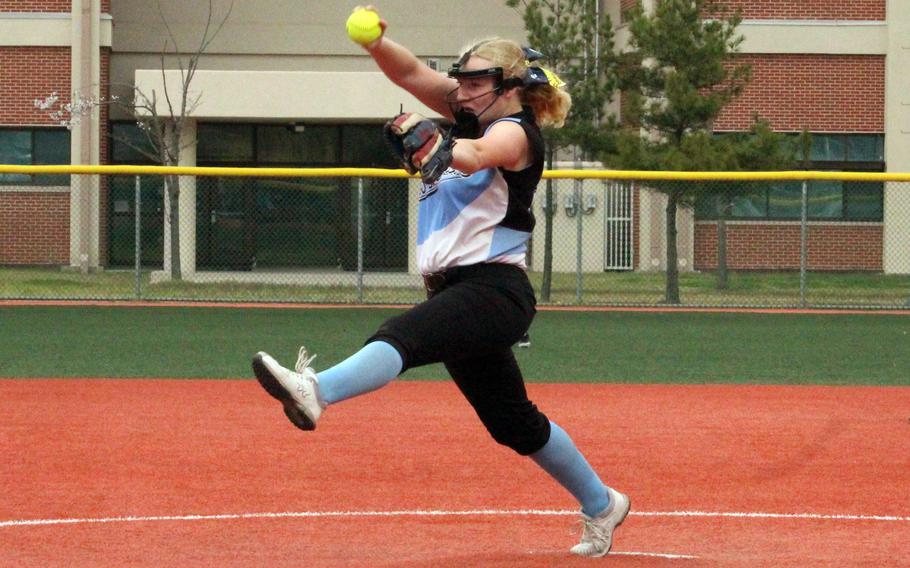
[383,112,454,184]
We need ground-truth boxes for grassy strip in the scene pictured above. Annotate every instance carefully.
[2,267,910,307]
[2,306,908,385]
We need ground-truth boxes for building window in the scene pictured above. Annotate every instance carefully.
[111,122,400,168]
[111,123,158,164]
[107,121,408,270]
[257,125,340,164]
[197,124,255,163]
[0,128,71,185]
[696,133,885,222]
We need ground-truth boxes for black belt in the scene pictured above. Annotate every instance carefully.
[421,263,520,296]
[422,272,448,294]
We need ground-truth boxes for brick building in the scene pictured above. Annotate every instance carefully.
[1,0,109,267]
[1,0,908,276]
[692,0,899,274]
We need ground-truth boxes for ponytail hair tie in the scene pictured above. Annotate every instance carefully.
[525,66,566,89]
[520,47,566,88]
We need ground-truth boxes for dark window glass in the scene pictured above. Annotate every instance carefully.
[253,177,341,267]
[111,123,157,163]
[844,181,884,220]
[767,182,803,218]
[33,129,71,185]
[810,134,846,161]
[0,129,70,184]
[342,124,397,167]
[696,133,884,222]
[197,124,254,162]
[807,180,843,218]
[730,185,767,218]
[33,129,70,164]
[257,125,339,164]
[108,175,165,267]
[847,135,884,162]
[0,131,33,183]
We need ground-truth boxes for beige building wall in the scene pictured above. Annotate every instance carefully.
[113,1,527,276]
[2,5,113,270]
[114,1,528,121]
[529,168,609,273]
[111,1,907,276]
[884,0,910,273]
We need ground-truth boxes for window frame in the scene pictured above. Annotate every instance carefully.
[0,127,71,186]
[695,133,885,223]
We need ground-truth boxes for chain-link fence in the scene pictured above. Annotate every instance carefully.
[2,166,910,308]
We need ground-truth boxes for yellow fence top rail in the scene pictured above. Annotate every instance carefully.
[2,164,910,182]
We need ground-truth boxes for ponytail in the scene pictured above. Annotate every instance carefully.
[465,38,573,129]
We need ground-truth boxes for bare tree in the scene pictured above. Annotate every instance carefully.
[37,1,234,280]
[124,0,235,280]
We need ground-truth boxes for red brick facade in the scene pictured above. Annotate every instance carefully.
[0,47,71,125]
[0,2,110,267]
[696,51,887,272]
[716,0,885,21]
[0,1,110,11]
[98,47,110,264]
[0,0,69,11]
[694,223,883,271]
[715,54,885,133]
[620,0,640,21]
[0,192,69,264]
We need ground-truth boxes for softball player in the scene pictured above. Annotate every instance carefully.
[252,6,629,557]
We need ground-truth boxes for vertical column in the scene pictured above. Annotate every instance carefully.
[676,196,693,273]
[69,0,102,270]
[884,0,910,274]
[638,188,664,272]
[178,119,197,277]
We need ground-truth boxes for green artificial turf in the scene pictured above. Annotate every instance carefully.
[1,306,909,385]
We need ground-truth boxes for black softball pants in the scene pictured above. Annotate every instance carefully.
[367,263,551,456]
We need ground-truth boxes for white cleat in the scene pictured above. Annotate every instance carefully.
[517,333,531,348]
[570,487,631,558]
[252,347,325,431]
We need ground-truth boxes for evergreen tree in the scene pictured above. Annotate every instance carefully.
[506,0,618,301]
[610,0,795,301]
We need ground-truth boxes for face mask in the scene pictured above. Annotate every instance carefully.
[445,87,499,140]
[451,108,481,139]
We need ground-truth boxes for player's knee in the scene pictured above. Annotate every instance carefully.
[483,414,550,456]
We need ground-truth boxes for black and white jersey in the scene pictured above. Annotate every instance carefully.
[416,108,544,274]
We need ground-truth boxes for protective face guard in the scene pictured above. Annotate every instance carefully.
[447,65,507,91]
[446,45,551,93]
[444,46,552,138]
[445,54,502,139]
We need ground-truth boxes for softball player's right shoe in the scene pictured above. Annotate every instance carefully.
[570,487,631,557]
[252,347,325,431]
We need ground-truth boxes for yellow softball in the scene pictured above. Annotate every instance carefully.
[346,8,382,46]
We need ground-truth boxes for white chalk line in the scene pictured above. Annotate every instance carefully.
[2,508,908,529]
[5,508,909,561]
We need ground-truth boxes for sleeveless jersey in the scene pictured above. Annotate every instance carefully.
[416,108,545,274]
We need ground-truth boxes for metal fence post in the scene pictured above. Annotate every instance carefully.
[134,175,142,300]
[799,179,808,308]
[356,177,365,303]
[575,173,583,304]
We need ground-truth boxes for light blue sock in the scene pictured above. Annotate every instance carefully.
[316,341,402,405]
[530,421,611,517]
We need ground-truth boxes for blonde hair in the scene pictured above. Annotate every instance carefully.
[461,38,572,129]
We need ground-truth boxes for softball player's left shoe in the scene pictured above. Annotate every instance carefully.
[570,487,631,557]
[252,347,325,431]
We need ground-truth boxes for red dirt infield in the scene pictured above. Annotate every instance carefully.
[1,379,908,567]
